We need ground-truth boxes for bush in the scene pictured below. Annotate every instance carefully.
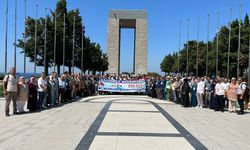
[0,74,5,80]
[0,85,3,97]
[147,72,160,77]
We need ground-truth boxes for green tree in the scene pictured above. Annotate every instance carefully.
[148,72,160,77]
[160,54,173,75]
[100,53,109,75]
[162,13,250,78]
[17,0,108,75]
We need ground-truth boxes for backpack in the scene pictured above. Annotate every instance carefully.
[241,83,249,99]
[3,75,9,90]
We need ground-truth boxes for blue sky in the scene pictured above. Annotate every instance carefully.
[0,0,249,74]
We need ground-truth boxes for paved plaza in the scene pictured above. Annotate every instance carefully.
[0,95,250,150]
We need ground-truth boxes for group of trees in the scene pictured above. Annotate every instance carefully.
[161,14,250,78]
[17,0,108,75]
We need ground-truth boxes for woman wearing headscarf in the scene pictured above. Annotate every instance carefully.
[215,77,225,112]
[209,80,217,109]
[165,76,171,101]
[17,76,29,113]
[49,76,56,106]
[191,79,198,107]
[227,77,238,113]
[182,78,191,107]
[28,76,38,112]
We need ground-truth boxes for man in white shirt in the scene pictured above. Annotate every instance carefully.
[37,72,47,109]
[58,75,66,103]
[196,77,205,108]
[237,77,246,115]
[3,68,18,116]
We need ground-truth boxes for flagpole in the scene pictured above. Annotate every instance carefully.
[72,16,75,74]
[34,0,38,74]
[53,10,57,72]
[14,0,17,70]
[206,14,210,77]
[237,4,242,78]
[248,17,250,86]
[44,8,47,73]
[186,18,189,76]
[81,22,84,75]
[63,13,65,73]
[227,8,232,79]
[196,17,199,77]
[248,18,250,86]
[216,11,220,77]
[4,0,8,74]
[178,20,181,76]
[24,0,27,76]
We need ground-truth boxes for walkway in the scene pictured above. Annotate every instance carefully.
[0,95,250,150]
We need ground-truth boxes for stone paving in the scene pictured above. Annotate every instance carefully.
[0,99,104,150]
[0,95,250,150]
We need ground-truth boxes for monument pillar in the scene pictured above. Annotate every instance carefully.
[135,19,148,75]
[107,18,120,74]
[107,10,148,75]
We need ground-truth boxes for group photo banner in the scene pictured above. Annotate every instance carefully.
[98,79,146,93]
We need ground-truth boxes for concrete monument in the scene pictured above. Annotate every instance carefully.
[107,10,148,75]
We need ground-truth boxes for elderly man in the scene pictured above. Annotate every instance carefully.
[37,72,48,109]
[3,68,18,116]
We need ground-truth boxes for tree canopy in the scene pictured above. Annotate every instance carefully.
[17,0,108,75]
[161,14,250,78]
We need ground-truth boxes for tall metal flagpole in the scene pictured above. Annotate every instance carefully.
[44,8,47,73]
[186,18,189,76]
[63,13,65,73]
[216,12,220,77]
[196,17,199,77]
[53,10,57,72]
[206,14,210,77]
[72,16,75,74]
[14,0,17,70]
[227,8,232,79]
[4,0,8,74]
[237,4,242,78]
[24,0,27,76]
[81,23,84,75]
[248,18,250,86]
[178,20,182,76]
[34,0,38,74]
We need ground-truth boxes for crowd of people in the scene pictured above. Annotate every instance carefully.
[3,68,98,117]
[147,76,249,115]
[3,67,249,117]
